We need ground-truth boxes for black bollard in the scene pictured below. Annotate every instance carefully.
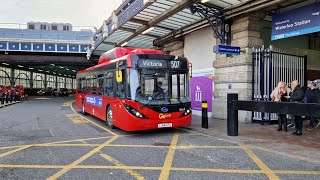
[5,93,8,104]
[202,100,208,129]
[227,94,238,136]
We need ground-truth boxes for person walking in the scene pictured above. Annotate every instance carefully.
[289,80,305,136]
[306,80,320,130]
[271,81,291,131]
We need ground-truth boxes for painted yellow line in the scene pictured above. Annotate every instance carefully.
[176,146,241,149]
[179,128,239,144]
[251,146,320,164]
[0,164,65,169]
[47,136,112,145]
[159,132,179,180]
[0,164,319,175]
[70,102,118,136]
[36,144,101,147]
[273,170,320,175]
[0,146,23,150]
[0,145,32,158]
[100,154,145,180]
[171,167,263,174]
[107,144,168,148]
[47,136,118,180]
[240,144,280,180]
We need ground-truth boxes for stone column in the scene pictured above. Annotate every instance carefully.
[213,13,265,123]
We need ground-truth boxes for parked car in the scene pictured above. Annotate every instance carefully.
[37,89,46,96]
[53,88,69,97]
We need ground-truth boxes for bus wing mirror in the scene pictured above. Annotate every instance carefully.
[116,70,123,83]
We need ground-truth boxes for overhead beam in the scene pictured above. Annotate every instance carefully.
[101,41,117,46]
[119,27,161,38]
[117,0,199,46]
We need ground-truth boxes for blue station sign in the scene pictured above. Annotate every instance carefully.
[272,3,320,40]
[216,44,240,55]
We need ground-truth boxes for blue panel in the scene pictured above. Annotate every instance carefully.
[0,42,7,50]
[80,45,89,52]
[69,44,79,52]
[33,43,44,51]
[21,43,32,50]
[86,96,102,107]
[45,44,56,51]
[216,44,240,55]
[57,44,68,51]
[8,43,19,50]
[272,3,320,40]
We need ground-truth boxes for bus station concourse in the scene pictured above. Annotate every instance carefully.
[0,0,320,179]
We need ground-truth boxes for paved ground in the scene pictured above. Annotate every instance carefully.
[0,96,319,180]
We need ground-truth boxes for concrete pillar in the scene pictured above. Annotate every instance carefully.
[213,13,265,123]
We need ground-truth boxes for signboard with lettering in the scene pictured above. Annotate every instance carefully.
[86,96,102,108]
[272,3,320,40]
[118,0,145,27]
[216,44,240,55]
[137,59,187,69]
[190,76,213,112]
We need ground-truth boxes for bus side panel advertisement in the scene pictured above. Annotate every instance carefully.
[86,96,103,108]
[190,76,213,112]
[272,3,320,40]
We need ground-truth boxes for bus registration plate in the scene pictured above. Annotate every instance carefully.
[158,123,172,128]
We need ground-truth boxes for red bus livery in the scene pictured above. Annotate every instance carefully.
[76,47,191,131]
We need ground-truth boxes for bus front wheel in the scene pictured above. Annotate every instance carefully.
[106,106,115,129]
[82,100,87,115]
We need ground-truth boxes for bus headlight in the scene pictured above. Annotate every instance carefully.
[181,108,192,117]
[124,104,147,119]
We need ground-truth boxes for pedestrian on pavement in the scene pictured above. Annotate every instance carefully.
[271,81,291,131]
[289,80,305,136]
[305,80,320,130]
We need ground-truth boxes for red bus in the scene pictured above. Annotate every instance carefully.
[76,47,191,131]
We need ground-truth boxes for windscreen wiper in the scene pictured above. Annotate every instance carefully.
[140,99,156,109]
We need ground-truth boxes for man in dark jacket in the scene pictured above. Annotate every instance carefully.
[290,80,305,135]
[306,80,320,130]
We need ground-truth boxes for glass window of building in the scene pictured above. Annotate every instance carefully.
[0,66,11,85]
[14,69,31,88]
[58,77,65,88]
[33,72,45,88]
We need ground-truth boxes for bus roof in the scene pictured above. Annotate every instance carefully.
[98,47,163,64]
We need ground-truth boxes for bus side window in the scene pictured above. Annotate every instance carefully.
[97,74,104,95]
[116,69,125,98]
[105,72,114,97]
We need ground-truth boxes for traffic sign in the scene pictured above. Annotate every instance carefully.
[216,44,240,55]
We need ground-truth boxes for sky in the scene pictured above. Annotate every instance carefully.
[0,0,123,29]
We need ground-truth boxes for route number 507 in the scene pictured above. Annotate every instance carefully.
[171,61,180,69]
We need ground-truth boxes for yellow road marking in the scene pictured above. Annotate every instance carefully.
[273,170,320,175]
[176,146,241,149]
[36,144,101,147]
[47,136,118,180]
[0,164,319,175]
[70,102,118,136]
[0,165,65,168]
[65,113,78,118]
[159,132,179,180]
[251,146,320,164]
[240,144,280,180]
[0,145,32,158]
[100,154,145,180]
[179,128,239,144]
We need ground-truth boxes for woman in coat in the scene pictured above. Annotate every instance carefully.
[271,81,291,131]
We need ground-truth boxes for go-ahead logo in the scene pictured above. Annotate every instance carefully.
[159,114,171,119]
